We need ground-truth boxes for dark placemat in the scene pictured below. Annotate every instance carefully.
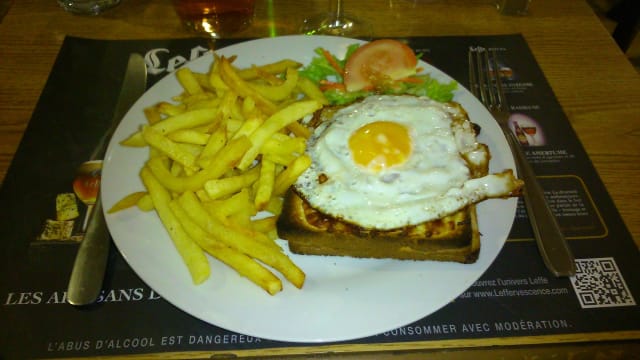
[1,35,638,359]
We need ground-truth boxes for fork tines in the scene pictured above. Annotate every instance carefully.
[468,46,508,112]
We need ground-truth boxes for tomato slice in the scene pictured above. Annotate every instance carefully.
[343,39,418,92]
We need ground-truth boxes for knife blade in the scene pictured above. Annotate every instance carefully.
[67,53,147,306]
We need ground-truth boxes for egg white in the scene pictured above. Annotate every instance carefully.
[295,95,483,230]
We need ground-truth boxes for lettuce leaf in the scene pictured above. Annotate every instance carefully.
[298,44,360,84]
[389,74,458,102]
[323,89,371,105]
[299,44,457,105]
[298,48,343,84]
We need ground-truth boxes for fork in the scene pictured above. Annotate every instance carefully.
[468,46,575,277]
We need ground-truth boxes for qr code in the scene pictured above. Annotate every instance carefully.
[570,257,636,308]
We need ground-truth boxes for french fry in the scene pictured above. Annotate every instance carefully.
[263,135,301,165]
[140,167,210,284]
[237,100,322,170]
[142,126,199,172]
[150,108,221,135]
[209,72,230,94]
[137,193,154,211]
[120,132,147,147]
[187,98,222,111]
[202,188,253,221]
[248,67,299,102]
[262,152,296,167]
[225,193,255,228]
[108,191,147,213]
[121,108,220,147]
[156,101,187,116]
[176,67,204,96]
[170,160,184,177]
[197,123,227,169]
[241,96,257,118]
[204,164,261,199]
[265,195,284,216]
[169,200,283,295]
[230,116,263,141]
[286,121,311,139]
[178,191,305,288]
[251,216,278,239]
[262,134,306,157]
[219,89,241,121]
[168,129,210,145]
[236,59,302,80]
[274,154,312,196]
[144,106,162,125]
[180,142,205,158]
[254,67,284,85]
[116,54,318,295]
[225,118,243,135]
[195,189,212,202]
[191,72,216,93]
[219,56,279,115]
[254,158,275,211]
[296,76,329,105]
[147,136,251,192]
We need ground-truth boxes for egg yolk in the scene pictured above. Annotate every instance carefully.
[348,121,412,172]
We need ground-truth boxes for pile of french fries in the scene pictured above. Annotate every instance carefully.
[108,55,329,295]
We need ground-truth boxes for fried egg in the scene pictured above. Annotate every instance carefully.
[294,95,518,230]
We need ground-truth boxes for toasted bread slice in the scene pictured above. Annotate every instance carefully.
[278,190,480,263]
[276,97,523,264]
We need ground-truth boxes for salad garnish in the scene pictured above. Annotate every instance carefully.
[299,39,458,105]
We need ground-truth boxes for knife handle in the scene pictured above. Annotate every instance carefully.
[67,192,110,305]
[505,130,576,277]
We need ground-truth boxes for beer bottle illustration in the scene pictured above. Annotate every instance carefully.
[513,121,529,146]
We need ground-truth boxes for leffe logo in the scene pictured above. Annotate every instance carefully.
[144,45,210,76]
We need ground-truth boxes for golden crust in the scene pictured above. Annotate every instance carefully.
[278,190,480,263]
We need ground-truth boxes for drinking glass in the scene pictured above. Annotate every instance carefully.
[72,160,102,232]
[57,0,121,15]
[173,0,256,38]
[300,0,371,37]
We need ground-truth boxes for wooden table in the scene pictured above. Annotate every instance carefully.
[0,0,638,358]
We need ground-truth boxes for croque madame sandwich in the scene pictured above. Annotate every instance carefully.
[277,94,523,264]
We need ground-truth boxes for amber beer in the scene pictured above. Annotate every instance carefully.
[73,160,102,231]
[173,0,256,38]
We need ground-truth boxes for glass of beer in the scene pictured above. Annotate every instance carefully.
[172,0,256,38]
[72,160,102,232]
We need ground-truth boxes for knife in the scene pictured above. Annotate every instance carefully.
[67,53,147,306]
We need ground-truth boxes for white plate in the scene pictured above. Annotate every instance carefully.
[102,35,518,343]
